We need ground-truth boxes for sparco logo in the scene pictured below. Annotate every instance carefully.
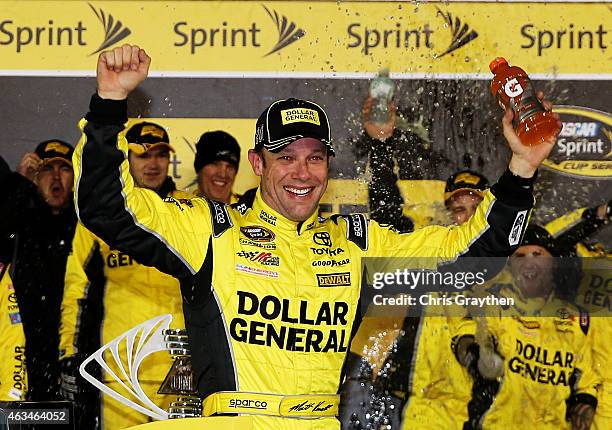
[313,232,332,247]
[240,226,275,242]
[174,5,304,55]
[0,3,131,54]
[229,399,268,409]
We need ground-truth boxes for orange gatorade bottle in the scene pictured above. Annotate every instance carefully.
[489,57,560,146]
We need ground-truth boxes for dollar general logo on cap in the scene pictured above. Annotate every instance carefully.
[45,141,71,154]
[454,172,482,186]
[281,108,320,126]
[140,124,166,140]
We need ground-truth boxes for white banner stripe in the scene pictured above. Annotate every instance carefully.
[0,70,611,81]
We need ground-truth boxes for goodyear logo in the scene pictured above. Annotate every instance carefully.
[543,106,611,179]
[281,108,320,126]
[317,272,351,287]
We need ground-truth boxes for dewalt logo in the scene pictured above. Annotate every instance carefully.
[173,4,305,55]
[0,2,131,54]
[317,272,351,288]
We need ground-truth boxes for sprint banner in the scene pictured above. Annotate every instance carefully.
[0,1,609,76]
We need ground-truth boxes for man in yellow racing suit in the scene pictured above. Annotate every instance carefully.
[0,263,27,401]
[453,225,600,429]
[72,44,558,430]
[545,202,610,429]
[60,121,189,429]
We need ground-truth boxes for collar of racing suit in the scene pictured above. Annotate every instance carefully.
[498,282,553,316]
[251,187,321,236]
[156,176,177,198]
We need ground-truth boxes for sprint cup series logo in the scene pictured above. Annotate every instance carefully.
[0,2,131,54]
[542,106,612,179]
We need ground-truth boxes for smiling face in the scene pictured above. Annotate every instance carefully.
[35,160,74,214]
[197,160,237,203]
[446,192,483,226]
[128,147,170,191]
[248,138,329,222]
[510,244,555,299]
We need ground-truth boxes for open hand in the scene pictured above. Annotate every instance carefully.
[17,152,42,182]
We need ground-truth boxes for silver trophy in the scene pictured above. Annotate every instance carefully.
[79,314,202,421]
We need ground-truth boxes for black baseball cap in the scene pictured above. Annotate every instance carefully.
[125,122,175,155]
[520,225,560,257]
[254,98,334,155]
[444,169,489,203]
[34,140,74,166]
[194,131,241,172]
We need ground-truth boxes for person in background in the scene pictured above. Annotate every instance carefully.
[354,95,424,233]
[444,170,489,226]
[341,168,492,429]
[194,130,241,204]
[60,121,190,429]
[545,201,610,430]
[0,141,77,401]
[454,225,599,430]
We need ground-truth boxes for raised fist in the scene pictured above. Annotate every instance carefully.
[97,44,151,100]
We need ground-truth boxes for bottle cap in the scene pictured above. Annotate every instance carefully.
[489,57,508,73]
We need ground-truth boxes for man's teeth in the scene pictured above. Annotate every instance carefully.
[522,270,538,280]
[213,180,227,186]
[285,186,312,196]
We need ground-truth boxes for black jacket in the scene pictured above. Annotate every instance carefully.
[0,160,77,401]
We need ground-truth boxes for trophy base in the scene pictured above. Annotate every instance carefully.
[167,396,202,419]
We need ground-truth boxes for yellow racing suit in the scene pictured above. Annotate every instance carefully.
[60,183,189,429]
[574,244,610,430]
[72,94,535,430]
[0,263,27,401]
[401,301,474,429]
[455,285,599,430]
